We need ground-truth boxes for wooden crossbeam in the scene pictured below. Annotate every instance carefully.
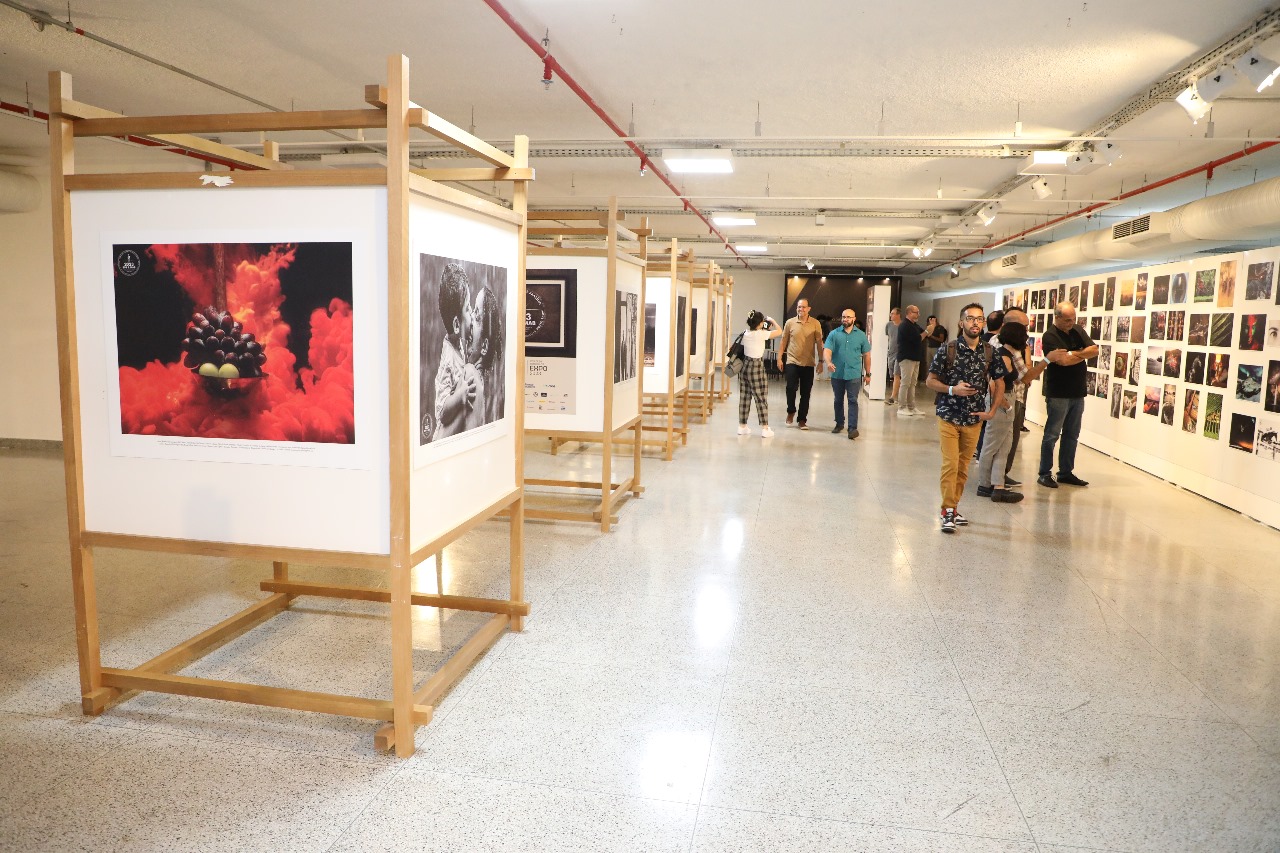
[412,167,534,182]
[100,669,432,723]
[407,108,513,168]
[58,98,288,170]
[258,580,529,617]
[528,226,608,237]
[71,109,389,137]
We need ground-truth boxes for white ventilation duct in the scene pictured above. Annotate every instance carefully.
[922,174,1280,290]
[0,170,40,214]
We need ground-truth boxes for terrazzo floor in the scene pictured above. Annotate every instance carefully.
[2,383,1278,852]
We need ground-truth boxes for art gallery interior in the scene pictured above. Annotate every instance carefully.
[1,2,1279,850]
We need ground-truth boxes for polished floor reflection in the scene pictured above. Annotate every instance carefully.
[2,385,1278,852]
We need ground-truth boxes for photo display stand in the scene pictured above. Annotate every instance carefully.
[641,242,693,460]
[683,259,722,423]
[522,201,647,531]
[48,55,531,758]
[712,274,734,402]
[1004,245,1280,530]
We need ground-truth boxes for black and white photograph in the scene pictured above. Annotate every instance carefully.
[1110,384,1123,418]
[644,302,657,367]
[1122,389,1138,418]
[675,294,687,377]
[1167,310,1185,342]
[1188,313,1210,346]
[1146,347,1164,376]
[1210,313,1235,348]
[1085,372,1097,397]
[1257,417,1280,462]
[1103,315,1114,342]
[614,291,639,383]
[1129,348,1142,386]
[1153,274,1170,305]
[690,307,700,357]
[1171,271,1189,304]
[1267,359,1280,414]
[1184,350,1206,385]
[1246,261,1274,302]
[1117,316,1131,343]
[419,253,507,446]
[1099,344,1113,371]
[1164,348,1182,378]
[1207,352,1231,389]
[1237,363,1264,403]
[524,269,577,358]
[1229,412,1256,453]
[1095,373,1109,399]
[1069,284,1080,307]
[1183,389,1200,433]
[1105,277,1117,311]
[1090,316,1102,340]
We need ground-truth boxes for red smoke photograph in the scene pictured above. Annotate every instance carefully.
[113,241,355,444]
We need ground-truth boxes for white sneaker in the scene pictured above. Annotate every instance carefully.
[737,424,750,435]
[896,408,914,418]
[760,426,775,438]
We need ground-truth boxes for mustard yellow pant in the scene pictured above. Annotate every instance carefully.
[938,418,982,509]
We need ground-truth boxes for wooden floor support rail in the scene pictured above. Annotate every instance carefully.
[100,669,432,724]
[375,614,509,752]
[525,477,619,490]
[258,580,530,617]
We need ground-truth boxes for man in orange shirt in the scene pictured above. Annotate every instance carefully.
[776,299,825,430]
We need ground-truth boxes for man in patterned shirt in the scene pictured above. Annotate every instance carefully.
[925,303,994,532]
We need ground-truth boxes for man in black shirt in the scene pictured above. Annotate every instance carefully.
[1038,301,1099,488]
[895,305,937,417]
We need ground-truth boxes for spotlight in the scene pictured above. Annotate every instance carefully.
[1234,47,1280,92]
[1175,85,1212,122]
[976,202,1001,226]
[912,246,924,259]
[949,264,960,276]
[1193,65,1234,103]
[1066,151,1097,174]
[1031,177,1052,199]
[804,258,814,270]
[639,165,648,176]
[1094,141,1123,165]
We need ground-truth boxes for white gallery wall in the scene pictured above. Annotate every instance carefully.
[726,268,784,335]
[1,168,61,441]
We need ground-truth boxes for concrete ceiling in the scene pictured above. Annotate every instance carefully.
[3,0,1280,278]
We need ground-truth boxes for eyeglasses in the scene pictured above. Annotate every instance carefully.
[961,315,985,322]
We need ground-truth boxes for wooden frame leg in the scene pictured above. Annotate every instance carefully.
[632,421,643,496]
[70,544,104,715]
[389,560,415,758]
[510,496,525,631]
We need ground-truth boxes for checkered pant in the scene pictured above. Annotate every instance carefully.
[738,357,769,425]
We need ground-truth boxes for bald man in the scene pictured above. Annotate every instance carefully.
[895,305,937,417]
[1038,301,1098,488]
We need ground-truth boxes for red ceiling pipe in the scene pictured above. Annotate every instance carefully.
[1,99,248,171]
[936,140,1280,271]
[479,0,749,267]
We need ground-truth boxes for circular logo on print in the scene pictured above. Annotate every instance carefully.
[525,291,546,338]
[420,412,434,443]
[116,249,141,277]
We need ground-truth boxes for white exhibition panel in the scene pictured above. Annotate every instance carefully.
[712,290,726,363]
[643,276,673,395]
[674,278,691,393]
[71,186,390,553]
[867,283,893,400]
[612,255,644,431]
[690,284,711,375]
[1009,246,1280,530]
[409,192,520,552]
[525,254,607,433]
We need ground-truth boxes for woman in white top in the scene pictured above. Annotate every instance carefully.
[738,310,783,437]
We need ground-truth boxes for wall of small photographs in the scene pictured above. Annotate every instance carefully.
[1003,246,1280,529]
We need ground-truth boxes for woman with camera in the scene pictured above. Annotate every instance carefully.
[738,310,784,437]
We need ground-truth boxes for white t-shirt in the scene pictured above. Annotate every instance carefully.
[741,328,772,359]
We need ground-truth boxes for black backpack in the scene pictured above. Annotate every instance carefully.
[725,332,746,375]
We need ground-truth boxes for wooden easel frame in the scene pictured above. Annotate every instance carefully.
[682,259,722,423]
[638,242,691,460]
[710,274,734,401]
[48,55,530,758]
[524,200,646,531]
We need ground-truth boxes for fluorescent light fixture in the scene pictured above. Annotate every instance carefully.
[976,202,1001,226]
[734,243,767,253]
[1235,47,1280,92]
[815,213,826,226]
[1094,141,1123,165]
[662,148,733,174]
[1175,85,1212,122]
[1018,150,1069,175]
[1031,177,1053,199]
[1194,66,1234,103]
[711,211,755,227]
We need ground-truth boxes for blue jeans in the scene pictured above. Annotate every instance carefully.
[1039,396,1084,477]
[831,377,861,429]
